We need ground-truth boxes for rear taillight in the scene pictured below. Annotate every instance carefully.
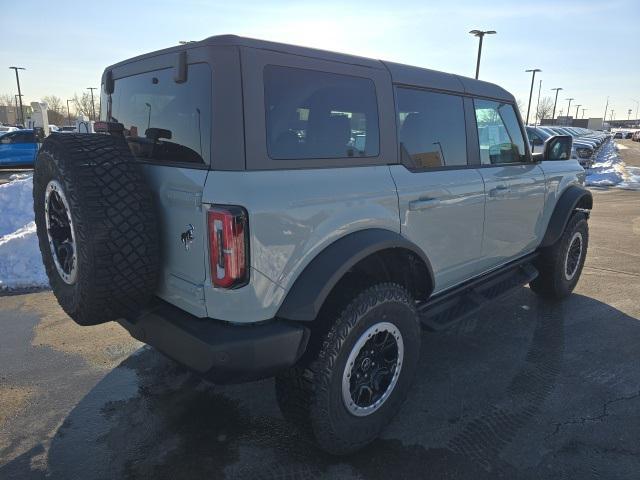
[207,206,249,289]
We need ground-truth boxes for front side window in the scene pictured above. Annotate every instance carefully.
[396,88,467,169]
[264,65,379,160]
[474,99,528,165]
[103,63,212,165]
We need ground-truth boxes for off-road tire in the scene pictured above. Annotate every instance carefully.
[275,283,421,455]
[530,212,588,300]
[33,133,159,325]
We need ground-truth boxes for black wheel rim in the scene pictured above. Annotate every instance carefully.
[342,322,403,417]
[45,180,77,284]
[564,232,583,281]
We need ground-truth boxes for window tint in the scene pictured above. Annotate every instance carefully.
[396,88,467,168]
[474,99,528,164]
[264,65,379,160]
[104,63,211,165]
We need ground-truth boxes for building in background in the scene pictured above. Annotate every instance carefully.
[0,105,17,125]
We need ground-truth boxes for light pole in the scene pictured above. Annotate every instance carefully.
[145,102,152,130]
[469,30,496,79]
[534,79,542,126]
[603,96,609,125]
[582,108,587,119]
[610,110,615,122]
[628,109,633,121]
[574,104,581,122]
[631,99,639,125]
[9,66,25,124]
[565,98,574,125]
[66,99,74,126]
[87,87,97,121]
[525,68,541,125]
[551,87,563,124]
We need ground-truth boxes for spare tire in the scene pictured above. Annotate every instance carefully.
[33,133,159,325]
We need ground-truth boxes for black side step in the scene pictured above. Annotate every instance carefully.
[418,256,539,331]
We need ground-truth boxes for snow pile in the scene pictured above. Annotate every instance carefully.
[585,141,640,190]
[0,174,49,290]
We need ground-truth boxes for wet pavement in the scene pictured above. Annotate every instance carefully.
[1,188,640,479]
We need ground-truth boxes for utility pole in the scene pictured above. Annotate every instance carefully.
[525,69,541,125]
[66,99,74,126]
[565,98,574,125]
[469,30,496,79]
[534,79,542,126]
[551,87,563,124]
[603,96,609,125]
[9,66,25,124]
[574,104,581,122]
[87,87,98,121]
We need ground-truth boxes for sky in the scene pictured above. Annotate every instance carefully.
[1,0,638,121]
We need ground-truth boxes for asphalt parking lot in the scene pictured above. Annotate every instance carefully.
[1,148,640,479]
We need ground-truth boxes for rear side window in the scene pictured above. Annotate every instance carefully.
[396,88,467,169]
[474,99,527,164]
[264,65,379,160]
[104,63,211,165]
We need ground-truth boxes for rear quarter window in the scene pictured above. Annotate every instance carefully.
[103,63,212,165]
[264,65,380,160]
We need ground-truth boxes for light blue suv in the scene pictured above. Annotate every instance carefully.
[33,35,592,455]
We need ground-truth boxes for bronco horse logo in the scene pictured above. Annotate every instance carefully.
[181,224,195,251]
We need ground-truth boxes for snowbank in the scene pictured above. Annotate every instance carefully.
[585,141,640,190]
[0,174,49,290]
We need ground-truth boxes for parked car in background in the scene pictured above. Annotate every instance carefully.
[632,131,640,142]
[0,129,38,166]
[0,126,19,134]
[532,126,595,167]
[58,126,77,132]
[49,125,60,132]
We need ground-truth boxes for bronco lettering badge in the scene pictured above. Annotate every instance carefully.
[181,224,195,251]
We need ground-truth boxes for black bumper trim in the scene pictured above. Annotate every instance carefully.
[118,299,309,383]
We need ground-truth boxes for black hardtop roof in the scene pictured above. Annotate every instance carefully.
[104,34,514,102]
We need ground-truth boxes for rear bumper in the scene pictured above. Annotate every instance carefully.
[119,299,309,383]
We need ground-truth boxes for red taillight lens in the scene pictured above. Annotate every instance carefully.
[207,206,249,289]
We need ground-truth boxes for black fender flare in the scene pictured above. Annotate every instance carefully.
[276,229,435,322]
[540,185,592,248]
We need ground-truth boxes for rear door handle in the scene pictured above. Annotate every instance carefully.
[409,198,441,211]
[489,185,511,198]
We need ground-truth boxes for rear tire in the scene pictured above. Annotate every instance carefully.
[275,283,421,455]
[33,133,159,325]
[530,212,588,299]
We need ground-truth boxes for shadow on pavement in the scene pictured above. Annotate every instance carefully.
[2,289,640,479]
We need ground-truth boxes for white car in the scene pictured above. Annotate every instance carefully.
[0,126,19,133]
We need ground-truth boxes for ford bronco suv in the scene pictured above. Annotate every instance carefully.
[33,35,592,455]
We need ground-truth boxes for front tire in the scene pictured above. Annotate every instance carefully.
[530,212,589,299]
[275,283,421,455]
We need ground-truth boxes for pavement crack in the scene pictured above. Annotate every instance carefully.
[545,389,640,439]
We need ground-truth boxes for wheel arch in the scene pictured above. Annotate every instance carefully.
[276,228,435,322]
[540,184,592,248]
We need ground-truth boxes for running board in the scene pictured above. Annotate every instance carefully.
[418,256,539,331]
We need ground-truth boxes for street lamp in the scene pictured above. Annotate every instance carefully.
[628,109,633,121]
[565,98,574,125]
[469,30,496,79]
[534,79,542,126]
[66,99,74,126]
[574,104,581,121]
[550,87,563,124]
[9,66,25,124]
[582,108,587,119]
[525,68,541,125]
[87,87,97,121]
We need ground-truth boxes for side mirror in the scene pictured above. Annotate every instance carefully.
[543,135,573,161]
